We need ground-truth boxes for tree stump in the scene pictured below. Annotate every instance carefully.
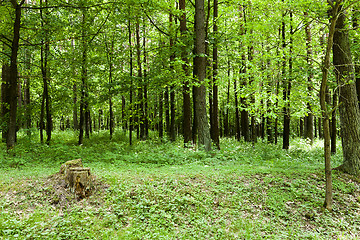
[65,167,93,199]
[59,158,83,175]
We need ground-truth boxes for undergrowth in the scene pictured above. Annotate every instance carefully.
[0,129,359,239]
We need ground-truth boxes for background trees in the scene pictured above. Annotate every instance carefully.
[1,0,360,175]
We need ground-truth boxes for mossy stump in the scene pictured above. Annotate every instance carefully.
[59,159,94,200]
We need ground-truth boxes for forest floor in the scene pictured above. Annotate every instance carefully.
[1,130,360,239]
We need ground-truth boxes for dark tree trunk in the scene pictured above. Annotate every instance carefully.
[169,13,176,142]
[159,91,164,139]
[73,84,78,130]
[192,86,197,144]
[23,50,31,134]
[122,96,126,130]
[234,78,241,141]
[353,11,360,108]
[2,63,10,142]
[333,7,360,175]
[194,0,211,151]
[304,12,314,144]
[105,36,115,139]
[180,0,191,145]
[170,87,176,142]
[211,0,220,149]
[78,9,88,145]
[135,19,145,140]
[224,67,230,137]
[239,6,249,142]
[165,87,170,135]
[299,118,304,137]
[282,11,292,150]
[331,89,337,154]
[143,31,149,139]
[318,117,323,139]
[128,19,133,145]
[7,0,23,149]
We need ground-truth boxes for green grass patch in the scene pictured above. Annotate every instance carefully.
[0,130,359,239]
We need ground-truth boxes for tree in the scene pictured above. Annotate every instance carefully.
[333,3,360,176]
[6,0,25,149]
[194,0,211,151]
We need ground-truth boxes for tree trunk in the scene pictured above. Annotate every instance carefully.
[320,0,341,211]
[234,78,241,141]
[1,63,10,142]
[304,12,314,144]
[331,89,337,154]
[169,13,176,142]
[7,0,23,149]
[159,91,164,139]
[128,19,133,145]
[333,6,360,175]
[194,0,211,151]
[165,87,170,135]
[282,11,291,150]
[211,0,220,149]
[180,0,191,145]
[135,19,145,140]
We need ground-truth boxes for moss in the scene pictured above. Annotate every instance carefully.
[59,159,83,174]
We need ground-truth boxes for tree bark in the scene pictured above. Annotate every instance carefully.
[333,6,360,175]
[128,19,133,145]
[135,19,145,140]
[7,0,23,149]
[194,0,211,151]
[169,13,176,142]
[304,12,314,144]
[211,0,220,149]
[1,63,10,142]
[180,0,192,145]
[331,89,337,154]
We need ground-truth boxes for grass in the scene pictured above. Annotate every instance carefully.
[0,129,359,239]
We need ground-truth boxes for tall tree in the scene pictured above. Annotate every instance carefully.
[39,0,52,144]
[304,12,314,144]
[6,0,25,149]
[333,4,360,176]
[320,0,342,211]
[179,0,192,145]
[211,0,220,149]
[194,0,211,151]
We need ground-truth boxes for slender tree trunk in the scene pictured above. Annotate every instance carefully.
[239,6,249,142]
[128,19,133,145]
[143,27,149,139]
[282,11,291,150]
[24,49,31,134]
[164,87,170,136]
[169,13,176,142]
[320,0,341,211]
[211,0,220,149]
[192,86,197,144]
[78,10,88,145]
[331,89,337,154]
[304,12,314,144]
[2,63,10,142]
[135,19,145,140]
[234,78,241,141]
[159,91,164,139]
[194,0,211,151]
